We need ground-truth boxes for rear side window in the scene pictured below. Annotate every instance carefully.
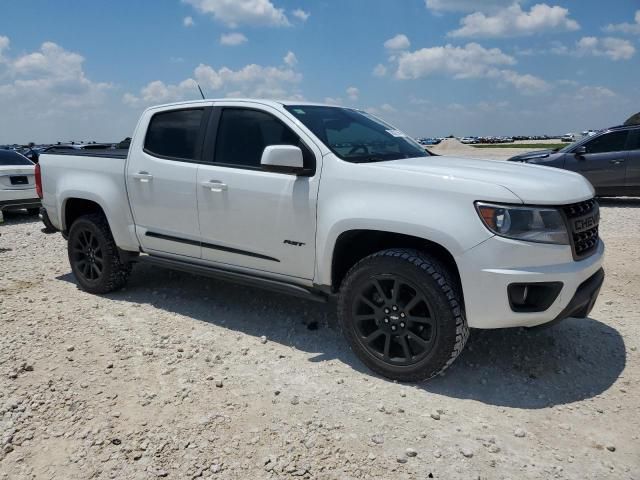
[0,150,34,166]
[214,108,313,169]
[584,131,628,154]
[144,108,204,160]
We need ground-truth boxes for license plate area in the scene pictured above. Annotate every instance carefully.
[10,176,28,185]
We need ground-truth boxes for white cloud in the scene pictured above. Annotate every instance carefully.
[573,85,616,100]
[346,86,359,101]
[384,34,410,50]
[372,63,387,77]
[425,0,514,13]
[183,16,195,27]
[324,96,343,105]
[124,61,302,106]
[449,3,580,38]
[575,36,635,61]
[394,43,548,94]
[291,8,310,22]
[0,37,123,143]
[395,43,515,80]
[183,0,290,27]
[496,69,550,94]
[283,51,297,66]
[604,10,640,35]
[220,32,248,46]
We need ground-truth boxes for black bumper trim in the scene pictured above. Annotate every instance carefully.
[529,268,604,330]
[0,198,41,210]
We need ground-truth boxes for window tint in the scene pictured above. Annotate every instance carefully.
[144,109,204,160]
[0,150,33,166]
[285,105,427,163]
[584,131,628,154]
[627,130,640,150]
[214,108,313,169]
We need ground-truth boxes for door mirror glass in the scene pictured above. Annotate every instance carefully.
[574,145,587,155]
[261,145,304,173]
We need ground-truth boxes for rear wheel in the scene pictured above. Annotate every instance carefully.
[338,248,468,382]
[67,213,131,294]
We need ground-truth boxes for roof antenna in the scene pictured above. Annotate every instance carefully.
[195,81,206,100]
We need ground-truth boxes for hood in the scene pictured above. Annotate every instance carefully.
[507,149,561,162]
[373,156,594,205]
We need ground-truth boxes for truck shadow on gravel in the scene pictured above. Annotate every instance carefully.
[58,263,625,410]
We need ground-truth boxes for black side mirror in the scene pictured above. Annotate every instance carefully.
[574,146,587,156]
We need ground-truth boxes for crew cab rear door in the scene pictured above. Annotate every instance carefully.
[563,130,629,195]
[625,129,640,194]
[126,105,212,258]
[195,102,321,279]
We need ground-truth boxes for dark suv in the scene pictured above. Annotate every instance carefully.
[508,125,640,197]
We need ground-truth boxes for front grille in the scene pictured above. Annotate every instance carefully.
[562,198,600,260]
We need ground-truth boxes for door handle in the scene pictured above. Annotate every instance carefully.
[132,171,154,182]
[200,180,228,192]
[609,159,625,165]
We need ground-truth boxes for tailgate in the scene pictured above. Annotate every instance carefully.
[0,166,36,190]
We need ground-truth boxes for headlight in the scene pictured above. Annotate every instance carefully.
[475,202,569,245]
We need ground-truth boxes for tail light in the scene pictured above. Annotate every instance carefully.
[35,163,43,198]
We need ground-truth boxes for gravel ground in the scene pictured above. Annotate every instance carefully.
[1,182,639,478]
[429,138,562,160]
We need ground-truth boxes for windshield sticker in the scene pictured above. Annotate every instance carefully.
[386,129,407,137]
[293,109,306,115]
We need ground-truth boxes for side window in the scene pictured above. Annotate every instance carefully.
[144,108,204,160]
[214,108,314,169]
[584,131,628,154]
[628,130,640,150]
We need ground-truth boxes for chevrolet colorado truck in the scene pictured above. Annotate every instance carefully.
[38,99,605,381]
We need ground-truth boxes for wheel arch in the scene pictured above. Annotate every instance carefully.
[329,229,462,298]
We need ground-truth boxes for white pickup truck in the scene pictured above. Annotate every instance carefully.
[38,99,604,381]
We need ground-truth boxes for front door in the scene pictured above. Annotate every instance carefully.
[564,130,628,195]
[196,103,321,279]
[126,106,209,258]
[625,129,640,195]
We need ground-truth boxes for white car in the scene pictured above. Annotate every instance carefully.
[39,99,604,382]
[0,150,40,215]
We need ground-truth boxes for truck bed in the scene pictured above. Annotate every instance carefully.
[44,148,129,159]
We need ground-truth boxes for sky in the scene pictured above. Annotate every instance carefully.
[1,0,639,143]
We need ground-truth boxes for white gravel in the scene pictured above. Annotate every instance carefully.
[1,188,639,479]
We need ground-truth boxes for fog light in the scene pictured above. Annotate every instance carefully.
[508,282,563,313]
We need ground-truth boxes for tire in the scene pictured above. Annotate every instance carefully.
[337,248,469,382]
[67,213,132,294]
[27,208,40,216]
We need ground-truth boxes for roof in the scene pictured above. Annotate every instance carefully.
[146,98,340,111]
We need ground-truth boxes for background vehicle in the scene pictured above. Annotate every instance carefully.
[562,133,575,142]
[508,124,640,196]
[0,150,40,214]
[39,99,604,382]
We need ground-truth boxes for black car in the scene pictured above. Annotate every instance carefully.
[508,125,640,197]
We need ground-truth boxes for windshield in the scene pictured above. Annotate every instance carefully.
[285,105,427,163]
[0,150,34,166]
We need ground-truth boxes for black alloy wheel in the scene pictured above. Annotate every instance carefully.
[352,274,437,366]
[71,228,104,282]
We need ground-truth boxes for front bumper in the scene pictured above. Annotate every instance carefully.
[459,235,605,329]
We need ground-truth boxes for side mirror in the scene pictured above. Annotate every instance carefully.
[261,145,305,174]
[574,146,587,156]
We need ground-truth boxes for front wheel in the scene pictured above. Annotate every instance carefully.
[337,249,469,382]
[67,213,131,294]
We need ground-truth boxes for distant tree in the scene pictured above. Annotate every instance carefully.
[624,112,640,126]
[28,142,35,148]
